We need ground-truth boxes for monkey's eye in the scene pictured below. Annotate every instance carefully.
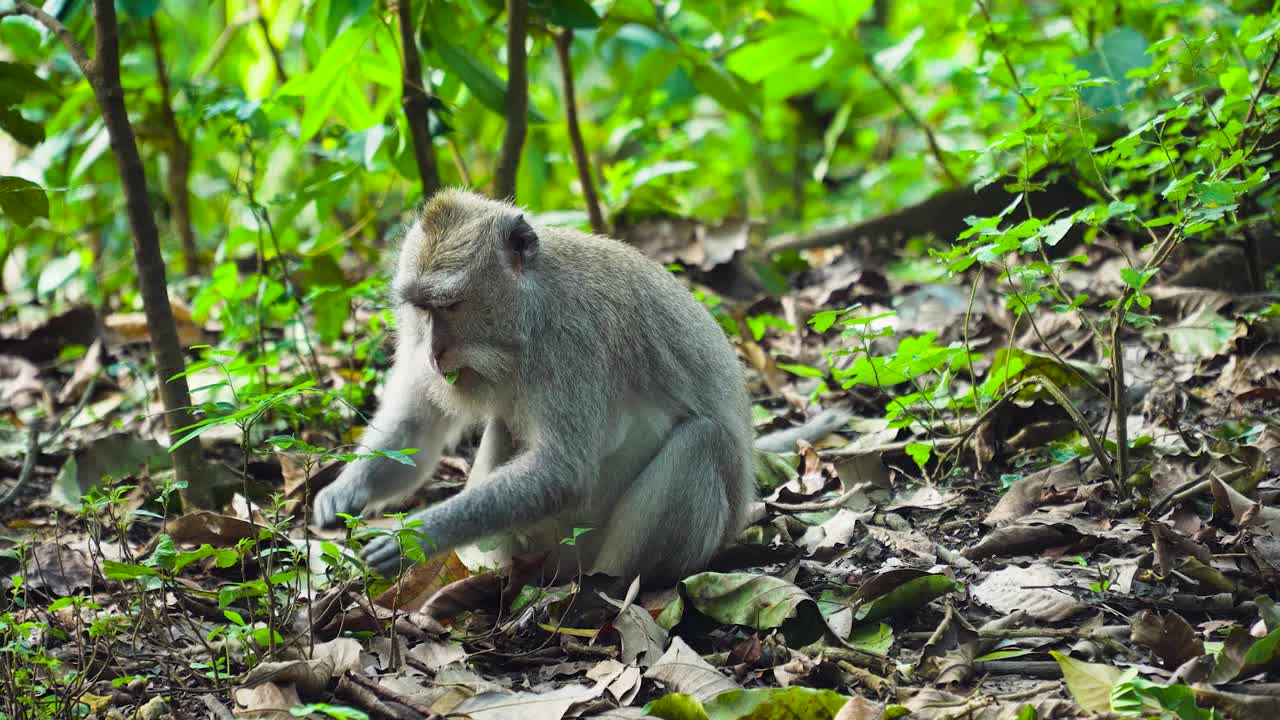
[442,300,462,312]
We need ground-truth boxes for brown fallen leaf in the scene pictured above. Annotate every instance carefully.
[56,337,103,406]
[374,550,468,612]
[166,511,265,546]
[1130,610,1204,668]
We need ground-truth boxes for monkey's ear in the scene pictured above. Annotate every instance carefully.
[505,215,539,272]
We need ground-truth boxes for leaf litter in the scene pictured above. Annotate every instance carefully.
[4,207,1280,720]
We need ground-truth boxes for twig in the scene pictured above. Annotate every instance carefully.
[974,660,1062,678]
[799,642,892,675]
[992,683,1062,702]
[0,375,99,506]
[201,695,236,720]
[863,56,961,186]
[768,482,872,512]
[347,673,438,719]
[1111,319,1130,485]
[0,3,93,74]
[252,0,288,84]
[821,435,961,459]
[336,674,414,720]
[935,376,1117,488]
[1,420,42,507]
[192,8,260,81]
[974,0,1036,114]
[554,29,608,234]
[1241,43,1280,145]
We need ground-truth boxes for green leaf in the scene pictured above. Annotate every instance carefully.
[705,687,849,720]
[786,0,870,33]
[0,106,44,146]
[1073,27,1150,110]
[1051,651,1122,713]
[847,623,894,654]
[434,41,548,122]
[0,61,55,106]
[102,560,161,580]
[529,0,600,28]
[905,442,931,469]
[853,574,960,622]
[688,60,759,119]
[119,0,160,18]
[646,694,710,720]
[725,21,830,84]
[681,572,829,645]
[0,176,49,227]
[1119,268,1156,292]
[777,363,826,379]
[291,704,370,720]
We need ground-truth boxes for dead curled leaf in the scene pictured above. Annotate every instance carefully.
[1209,475,1280,535]
[1130,610,1204,668]
[643,635,738,702]
[917,603,978,684]
[234,681,303,720]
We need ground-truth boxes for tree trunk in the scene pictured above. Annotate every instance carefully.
[89,0,210,507]
[397,0,441,199]
[554,30,607,235]
[493,0,528,201]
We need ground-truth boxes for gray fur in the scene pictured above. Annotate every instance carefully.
[314,190,840,583]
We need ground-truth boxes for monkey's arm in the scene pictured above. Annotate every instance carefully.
[361,443,588,574]
[313,360,455,527]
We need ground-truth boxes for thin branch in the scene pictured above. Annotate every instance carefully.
[935,376,1117,488]
[864,56,961,187]
[251,0,288,84]
[493,0,528,200]
[975,0,1036,115]
[193,8,260,81]
[397,0,442,198]
[1,2,94,74]
[554,29,607,234]
[1242,43,1280,137]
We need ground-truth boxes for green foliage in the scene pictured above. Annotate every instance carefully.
[646,687,851,720]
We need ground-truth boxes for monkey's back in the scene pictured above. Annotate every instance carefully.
[537,229,748,415]
[528,227,756,541]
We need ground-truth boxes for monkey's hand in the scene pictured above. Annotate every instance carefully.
[312,468,373,528]
[361,530,424,577]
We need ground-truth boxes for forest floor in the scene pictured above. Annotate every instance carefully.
[2,221,1279,720]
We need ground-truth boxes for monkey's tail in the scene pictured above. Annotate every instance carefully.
[753,408,850,454]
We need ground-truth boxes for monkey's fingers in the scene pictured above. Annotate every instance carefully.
[313,481,368,529]
[362,536,414,578]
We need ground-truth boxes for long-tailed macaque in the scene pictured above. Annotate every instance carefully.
[314,190,844,584]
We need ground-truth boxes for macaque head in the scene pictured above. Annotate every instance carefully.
[391,190,537,390]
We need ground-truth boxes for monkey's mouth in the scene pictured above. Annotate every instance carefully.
[444,370,460,385]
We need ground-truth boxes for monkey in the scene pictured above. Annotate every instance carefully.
[313,189,846,584]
